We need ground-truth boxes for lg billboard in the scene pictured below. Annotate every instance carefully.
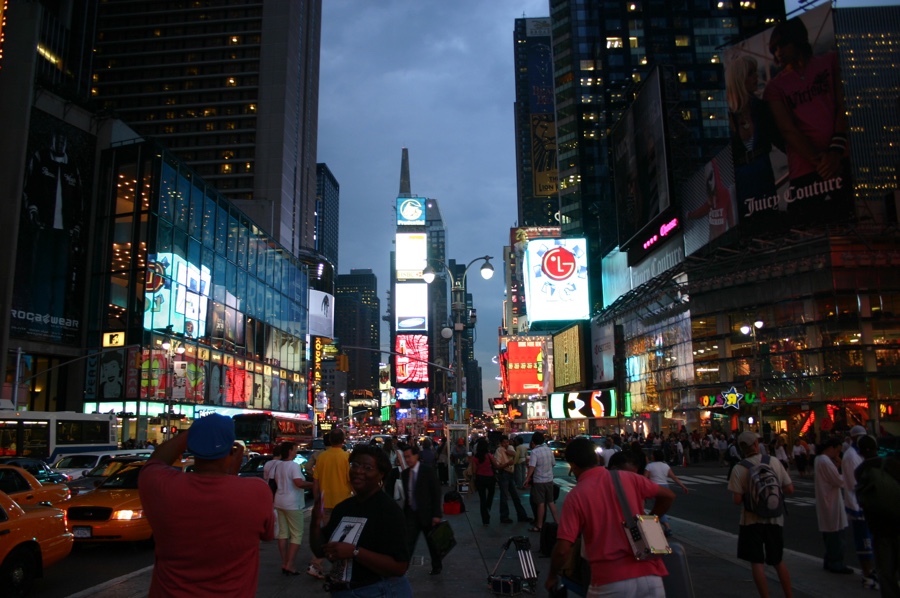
[522,237,590,323]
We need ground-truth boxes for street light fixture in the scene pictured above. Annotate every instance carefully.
[424,256,494,423]
[740,319,764,434]
[160,340,185,440]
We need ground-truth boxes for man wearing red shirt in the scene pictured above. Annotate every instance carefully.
[545,437,675,597]
[140,414,275,597]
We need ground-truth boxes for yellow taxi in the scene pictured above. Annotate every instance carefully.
[0,465,71,506]
[63,459,193,543]
[0,490,73,595]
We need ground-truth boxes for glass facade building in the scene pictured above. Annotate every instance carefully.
[84,140,312,441]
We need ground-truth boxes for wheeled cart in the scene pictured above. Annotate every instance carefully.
[486,536,538,595]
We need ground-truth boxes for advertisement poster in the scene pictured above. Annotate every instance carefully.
[549,390,616,419]
[591,320,615,385]
[523,237,590,323]
[395,334,429,385]
[308,290,334,339]
[11,109,95,345]
[510,226,561,320]
[722,3,852,228]
[503,338,548,397]
[682,147,738,256]
[394,282,428,332]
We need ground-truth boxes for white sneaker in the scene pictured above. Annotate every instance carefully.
[862,574,880,591]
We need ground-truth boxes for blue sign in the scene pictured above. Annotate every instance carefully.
[396,197,426,226]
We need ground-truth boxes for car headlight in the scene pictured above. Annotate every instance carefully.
[112,509,144,520]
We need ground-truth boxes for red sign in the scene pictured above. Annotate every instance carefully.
[541,246,577,281]
[395,334,429,385]
[506,340,544,396]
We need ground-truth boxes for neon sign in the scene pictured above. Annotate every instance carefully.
[642,217,679,250]
[698,385,743,409]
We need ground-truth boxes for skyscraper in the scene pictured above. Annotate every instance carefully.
[335,269,380,394]
[315,163,340,272]
[513,17,559,228]
[91,0,322,256]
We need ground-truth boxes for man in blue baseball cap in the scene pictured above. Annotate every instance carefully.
[140,414,275,597]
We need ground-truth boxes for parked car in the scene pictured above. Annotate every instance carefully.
[0,465,71,507]
[66,457,147,497]
[0,457,70,485]
[0,490,73,596]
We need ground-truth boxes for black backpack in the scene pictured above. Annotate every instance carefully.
[268,462,278,496]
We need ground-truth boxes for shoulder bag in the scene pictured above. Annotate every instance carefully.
[268,461,278,496]
[609,470,671,560]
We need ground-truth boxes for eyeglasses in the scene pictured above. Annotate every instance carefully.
[349,462,376,473]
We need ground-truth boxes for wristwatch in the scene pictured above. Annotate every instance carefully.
[352,548,360,559]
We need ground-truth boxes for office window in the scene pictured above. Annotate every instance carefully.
[675,35,691,47]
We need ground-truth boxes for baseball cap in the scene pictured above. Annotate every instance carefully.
[188,413,235,460]
[850,425,867,437]
[738,431,760,446]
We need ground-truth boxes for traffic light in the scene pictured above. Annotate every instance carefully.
[337,355,349,372]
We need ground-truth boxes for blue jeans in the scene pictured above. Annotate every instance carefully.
[330,576,413,598]
[496,469,528,521]
[475,474,496,524]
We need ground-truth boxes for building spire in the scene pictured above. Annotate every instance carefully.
[399,147,412,197]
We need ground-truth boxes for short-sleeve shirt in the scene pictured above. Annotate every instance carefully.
[557,467,667,586]
[140,460,275,598]
[727,454,792,526]
[273,459,305,511]
[313,446,352,509]
[529,444,554,483]
[322,490,410,587]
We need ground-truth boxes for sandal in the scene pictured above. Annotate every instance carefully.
[528,527,542,533]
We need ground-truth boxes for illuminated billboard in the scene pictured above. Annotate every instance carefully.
[525,18,557,197]
[502,337,549,398]
[396,197,426,226]
[395,232,427,280]
[378,364,391,391]
[722,3,852,228]
[549,390,617,419]
[552,323,587,390]
[523,237,590,323]
[308,290,334,338]
[395,334,429,385]
[144,252,211,339]
[682,147,738,256]
[612,67,672,251]
[510,227,562,320]
[394,282,428,331]
[396,387,428,401]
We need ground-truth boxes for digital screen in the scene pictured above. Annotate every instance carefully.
[144,252,211,339]
[682,147,738,256]
[394,282,428,331]
[395,232,427,280]
[549,390,616,419]
[522,237,590,323]
[504,338,547,397]
[395,334,429,385]
[553,323,586,390]
[591,320,615,384]
[308,290,334,339]
[396,387,427,401]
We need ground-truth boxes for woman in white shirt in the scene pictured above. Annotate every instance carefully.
[644,449,689,536]
[273,442,313,575]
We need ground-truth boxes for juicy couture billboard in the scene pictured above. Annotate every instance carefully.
[722,3,853,228]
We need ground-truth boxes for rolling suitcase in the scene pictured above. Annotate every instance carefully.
[662,541,695,598]
[487,536,538,595]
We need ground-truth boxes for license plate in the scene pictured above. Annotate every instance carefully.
[73,526,92,538]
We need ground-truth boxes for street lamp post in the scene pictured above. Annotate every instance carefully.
[423,256,494,424]
[740,320,764,434]
[160,339,185,440]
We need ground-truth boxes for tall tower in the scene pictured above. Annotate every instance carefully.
[315,163,340,272]
[513,17,559,228]
[335,270,380,394]
[90,0,322,257]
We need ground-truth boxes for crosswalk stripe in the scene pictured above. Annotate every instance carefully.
[678,475,726,485]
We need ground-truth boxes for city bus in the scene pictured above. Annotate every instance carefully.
[0,411,118,463]
[232,412,315,455]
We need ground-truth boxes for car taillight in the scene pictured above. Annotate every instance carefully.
[112,509,144,520]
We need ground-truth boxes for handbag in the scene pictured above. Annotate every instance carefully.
[267,461,278,496]
[609,470,671,560]
[425,520,457,559]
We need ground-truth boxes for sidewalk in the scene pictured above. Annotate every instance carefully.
[69,484,879,598]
